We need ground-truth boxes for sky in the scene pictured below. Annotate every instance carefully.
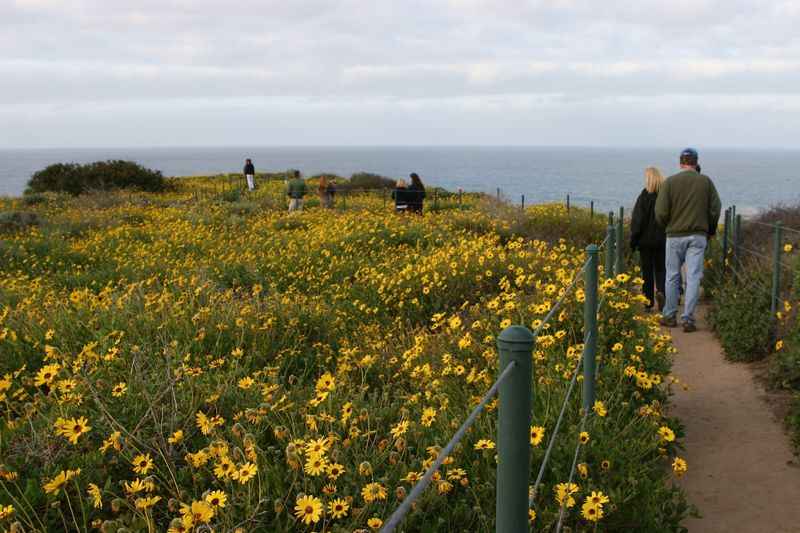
[2,0,800,148]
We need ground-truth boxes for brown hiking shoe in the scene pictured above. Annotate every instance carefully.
[659,316,677,328]
[682,322,697,333]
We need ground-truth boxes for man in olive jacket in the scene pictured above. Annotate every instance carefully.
[655,148,721,332]
[286,170,307,212]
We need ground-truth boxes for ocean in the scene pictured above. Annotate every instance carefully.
[1,146,797,214]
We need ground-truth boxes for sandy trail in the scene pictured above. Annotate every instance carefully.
[669,306,800,533]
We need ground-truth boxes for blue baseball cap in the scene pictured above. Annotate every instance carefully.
[680,147,699,159]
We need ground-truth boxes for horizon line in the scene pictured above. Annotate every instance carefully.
[1,144,800,151]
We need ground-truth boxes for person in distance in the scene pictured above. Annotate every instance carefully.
[407,172,426,214]
[392,179,410,213]
[287,170,307,212]
[243,158,255,191]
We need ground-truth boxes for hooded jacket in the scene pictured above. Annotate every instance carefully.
[630,189,666,250]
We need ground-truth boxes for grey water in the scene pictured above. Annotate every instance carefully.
[1,146,797,214]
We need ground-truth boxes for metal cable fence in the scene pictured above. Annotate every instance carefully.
[381,360,518,532]
[380,211,626,532]
[719,205,799,332]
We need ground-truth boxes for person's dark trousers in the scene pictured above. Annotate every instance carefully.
[639,245,666,308]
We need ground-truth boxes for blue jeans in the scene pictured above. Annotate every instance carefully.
[663,234,707,325]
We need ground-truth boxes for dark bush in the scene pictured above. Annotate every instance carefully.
[771,338,800,390]
[788,397,800,452]
[26,160,166,195]
[343,172,395,191]
[221,189,242,203]
[0,211,40,234]
[707,268,773,362]
[21,193,47,206]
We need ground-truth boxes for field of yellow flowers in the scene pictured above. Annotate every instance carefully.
[0,178,691,532]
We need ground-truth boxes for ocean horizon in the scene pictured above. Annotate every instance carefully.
[2,145,798,214]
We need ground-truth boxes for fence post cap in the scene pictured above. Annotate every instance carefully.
[497,325,535,346]
[586,244,599,254]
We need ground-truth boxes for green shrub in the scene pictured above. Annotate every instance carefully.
[0,211,40,234]
[788,396,800,452]
[708,271,773,361]
[26,160,166,195]
[771,338,800,388]
[344,171,395,190]
[21,193,46,206]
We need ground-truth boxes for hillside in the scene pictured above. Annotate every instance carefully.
[0,178,690,532]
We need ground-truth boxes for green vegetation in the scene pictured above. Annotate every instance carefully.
[0,177,691,531]
[26,160,167,195]
[704,203,800,452]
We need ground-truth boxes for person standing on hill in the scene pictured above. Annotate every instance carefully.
[243,158,255,191]
[655,148,721,332]
[630,167,667,312]
[407,172,426,214]
[392,179,410,213]
[287,170,307,212]
[318,175,335,208]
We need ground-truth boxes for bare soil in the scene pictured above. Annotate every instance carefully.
[669,306,800,533]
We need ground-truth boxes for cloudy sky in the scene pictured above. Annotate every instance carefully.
[3,0,800,148]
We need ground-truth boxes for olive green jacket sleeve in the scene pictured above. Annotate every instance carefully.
[654,179,670,229]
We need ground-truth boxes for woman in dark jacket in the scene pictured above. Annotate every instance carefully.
[630,167,667,311]
[392,179,410,213]
[407,172,426,214]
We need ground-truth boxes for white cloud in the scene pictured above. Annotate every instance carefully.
[1,0,799,146]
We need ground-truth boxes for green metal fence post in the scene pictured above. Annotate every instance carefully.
[734,214,742,269]
[590,200,594,219]
[721,208,730,276]
[583,244,599,410]
[434,189,439,210]
[605,223,615,280]
[731,205,737,266]
[496,326,534,533]
[521,194,525,211]
[497,187,501,202]
[566,194,570,214]
[383,188,387,208]
[615,207,624,274]
[458,188,463,209]
[771,221,783,324]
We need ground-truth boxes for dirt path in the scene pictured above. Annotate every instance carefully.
[669,306,800,533]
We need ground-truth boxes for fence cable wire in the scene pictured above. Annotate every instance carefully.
[532,260,589,339]
[380,360,517,533]
[593,291,609,380]
[745,218,800,236]
[529,329,595,506]
[728,263,775,300]
[738,245,795,271]
[554,413,591,532]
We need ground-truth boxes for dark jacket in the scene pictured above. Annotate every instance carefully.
[407,184,426,212]
[392,187,412,210]
[655,169,722,237]
[630,189,666,250]
[244,163,255,175]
